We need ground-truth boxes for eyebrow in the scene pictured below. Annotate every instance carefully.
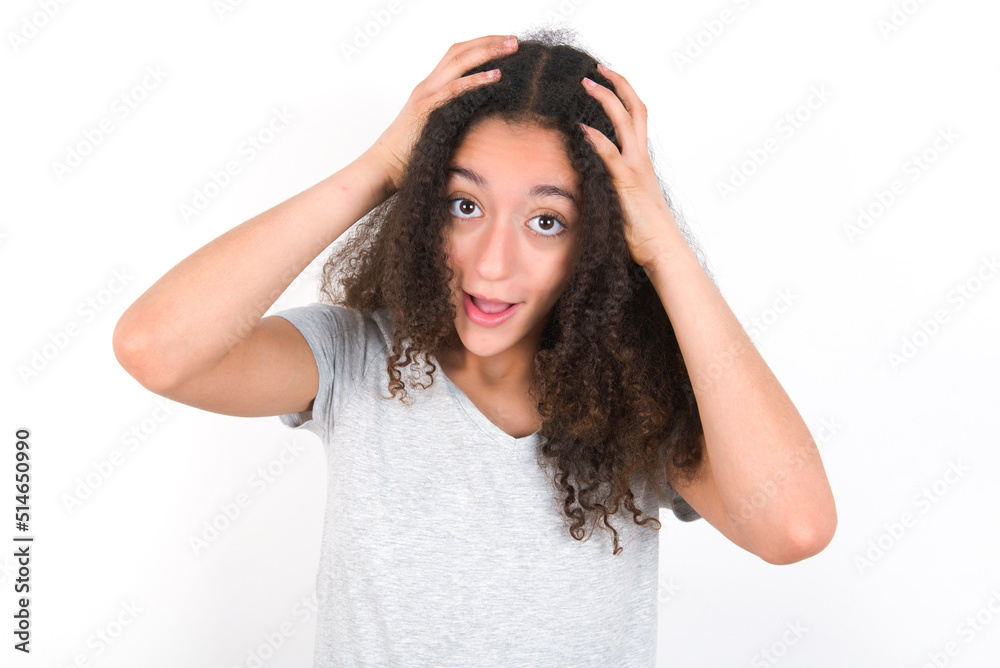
[446,165,578,208]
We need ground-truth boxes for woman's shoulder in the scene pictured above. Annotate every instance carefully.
[271,301,394,353]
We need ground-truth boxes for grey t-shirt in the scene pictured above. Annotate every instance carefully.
[272,302,700,667]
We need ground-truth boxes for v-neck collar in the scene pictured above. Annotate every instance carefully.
[432,354,541,455]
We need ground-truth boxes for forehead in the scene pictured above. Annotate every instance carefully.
[447,118,581,195]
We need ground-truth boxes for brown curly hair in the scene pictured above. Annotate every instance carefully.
[317,25,712,555]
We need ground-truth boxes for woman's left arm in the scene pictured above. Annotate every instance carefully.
[580,64,836,565]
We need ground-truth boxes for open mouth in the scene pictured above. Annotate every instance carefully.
[470,294,513,313]
[463,291,520,327]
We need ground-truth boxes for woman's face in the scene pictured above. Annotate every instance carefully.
[442,116,581,364]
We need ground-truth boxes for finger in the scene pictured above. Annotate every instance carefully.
[425,35,517,93]
[594,64,648,150]
[582,76,638,158]
[438,67,502,102]
[579,122,625,179]
[445,34,511,58]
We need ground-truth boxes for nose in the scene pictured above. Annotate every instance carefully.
[472,215,517,281]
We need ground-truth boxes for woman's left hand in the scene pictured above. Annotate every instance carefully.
[579,64,680,269]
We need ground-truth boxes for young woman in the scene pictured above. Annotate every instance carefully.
[114,28,836,666]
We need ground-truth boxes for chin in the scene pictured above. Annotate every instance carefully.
[455,324,518,358]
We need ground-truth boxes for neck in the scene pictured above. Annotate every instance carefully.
[438,342,533,390]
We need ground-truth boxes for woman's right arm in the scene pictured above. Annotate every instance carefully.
[112,34,519,417]
[112,149,392,415]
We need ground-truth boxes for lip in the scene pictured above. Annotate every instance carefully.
[462,290,521,328]
[466,291,515,304]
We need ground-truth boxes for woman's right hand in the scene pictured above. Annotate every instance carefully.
[365,34,518,195]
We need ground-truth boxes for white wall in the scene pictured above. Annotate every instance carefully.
[3,0,998,666]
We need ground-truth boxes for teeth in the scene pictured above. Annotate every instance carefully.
[471,295,513,314]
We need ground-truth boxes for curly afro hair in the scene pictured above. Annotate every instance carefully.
[317,25,712,555]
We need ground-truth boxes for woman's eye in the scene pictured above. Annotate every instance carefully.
[447,198,567,238]
[527,213,566,237]
[447,198,481,218]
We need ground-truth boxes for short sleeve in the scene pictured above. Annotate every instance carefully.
[634,467,702,522]
[660,478,701,522]
[269,303,381,442]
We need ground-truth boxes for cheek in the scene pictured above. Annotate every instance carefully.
[521,255,566,301]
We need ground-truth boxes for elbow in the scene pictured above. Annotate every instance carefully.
[112,323,175,395]
[113,322,147,378]
[758,508,838,566]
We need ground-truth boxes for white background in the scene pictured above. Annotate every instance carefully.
[3,0,999,666]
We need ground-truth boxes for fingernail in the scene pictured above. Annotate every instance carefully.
[582,77,596,87]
